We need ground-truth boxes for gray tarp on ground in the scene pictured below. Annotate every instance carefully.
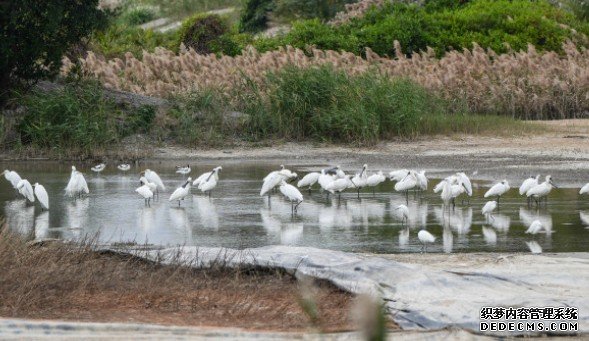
[135,246,588,334]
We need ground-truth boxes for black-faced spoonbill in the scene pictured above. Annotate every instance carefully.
[199,167,222,197]
[33,183,49,210]
[366,171,386,195]
[325,175,355,200]
[484,180,510,204]
[176,165,191,175]
[580,183,589,195]
[526,175,557,206]
[169,177,192,207]
[117,164,131,171]
[297,172,320,194]
[418,230,436,252]
[481,200,497,220]
[142,169,166,195]
[136,179,154,206]
[350,164,368,198]
[279,180,303,213]
[91,163,106,174]
[394,204,409,225]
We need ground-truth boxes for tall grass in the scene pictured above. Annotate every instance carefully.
[69,41,589,120]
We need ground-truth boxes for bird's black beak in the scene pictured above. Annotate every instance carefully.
[551,181,559,188]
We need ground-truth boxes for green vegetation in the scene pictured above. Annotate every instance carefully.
[91,24,177,58]
[177,14,250,56]
[0,0,104,100]
[17,82,155,153]
[565,0,589,20]
[254,0,589,56]
[120,5,159,25]
[239,0,274,33]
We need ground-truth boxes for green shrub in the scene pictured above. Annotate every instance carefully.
[242,65,447,142]
[0,0,104,100]
[563,0,589,21]
[18,82,155,151]
[273,0,357,21]
[178,14,228,54]
[239,0,274,33]
[121,5,159,26]
[91,24,178,58]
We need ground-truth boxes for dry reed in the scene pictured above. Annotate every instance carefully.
[64,41,589,119]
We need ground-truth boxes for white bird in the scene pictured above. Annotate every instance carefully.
[481,201,497,219]
[143,169,165,192]
[65,166,89,198]
[3,170,22,190]
[263,165,285,182]
[33,183,49,210]
[91,163,106,173]
[117,164,131,171]
[526,241,542,254]
[416,171,428,191]
[484,180,510,203]
[580,183,589,195]
[389,169,409,182]
[526,175,557,205]
[526,220,544,234]
[139,176,158,193]
[326,166,346,179]
[418,230,436,252]
[394,171,418,194]
[394,204,409,224]
[366,171,386,194]
[318,169,336,192]
[350,164,368,198]
[136,179,154,206]
[199,167,222,196]
[176,165,191,175]
[169,177,192,206]
[520,175,540,195]
[297,172,320,193]
[17,179,35,203]
[456,172,473,197]
[261,171,289,197]
[325,175,354,198]
[264,165,297,184]
[279,180,303,213]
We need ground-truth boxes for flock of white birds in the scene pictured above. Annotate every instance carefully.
[3,162,589,251]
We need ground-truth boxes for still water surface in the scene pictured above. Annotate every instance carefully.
[1,162,588,253]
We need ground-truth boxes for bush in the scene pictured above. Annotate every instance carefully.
[0,0,104,100]
[18,82,155,151]
[239,0,274,33]
[564,0,589,21]
[273,0,357,21]
[91,24,178,58]
[242,65,447,142]
[178,14,229,54]
[120,5,159,26]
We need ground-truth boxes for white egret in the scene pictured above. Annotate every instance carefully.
[526,220,544,234]
[456,172,473,197]
[526,175,557,205]
[484,180,510,203]
[33,183,49,210]
[520,175,540,195]
[580,183,589,195]
[143,169,165,193]
[65,166,89,198]
[481,200,497,219]
[389,169,409,182]
[139,176,157,192]
[416,170,428,191]
[366,171,386,195]
[176,165,191,175]
[350,164,368,198]
[418,230,436,252]
[91,163,106,173]
[279,180,303,213]
[117,164,131,171]
[136,179,154,206]
[199,167,222,196]
[169,177,192,207]
[17,179,35,203]
[3,170,22,190]
[297,172,320,193]
[394,204,409,225]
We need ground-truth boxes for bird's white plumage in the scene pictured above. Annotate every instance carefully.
[366,171,386,187]
[394,204,409,221]
[297,172,320,189]
[136,184,154,199]
[3,170,22,189]
[350,164,368,189]
[91,163,106,173]
[193,171,211,186]
[526,175,556,199]
[140,176,157,193]
[176,165,191,175]
[416,171,428,191]
[33,183,49,209]
[280,181,303,203]
[526,220,544,234]
[325,176,353,194]
[260,172,285,196]
[456,172,472,196]
[17,179,35,202]
[485,180,510,198]
[580,183,589,195]
[117,164,131,171]
[318,170,335,191]
[389,169,409,182]
[200,168,221,193]
[481,201,497,215]
[144,169,165,191]
[418,230,436,243]
[520,175,540,195]
[394,171,417,192]
[169,178,192,203]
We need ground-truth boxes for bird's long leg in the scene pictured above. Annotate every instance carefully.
[178,201,181,207]
[294,201,301,213]
[357,188,360,199]
[308,187,312,195]
[208,191,211,198]
[497,196,500,205]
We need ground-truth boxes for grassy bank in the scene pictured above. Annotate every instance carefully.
[3,66,536,157]
[0,227,361,331]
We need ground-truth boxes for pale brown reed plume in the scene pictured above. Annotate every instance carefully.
[66,41,589,119]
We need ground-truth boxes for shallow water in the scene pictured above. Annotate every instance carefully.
[1,161,588,253]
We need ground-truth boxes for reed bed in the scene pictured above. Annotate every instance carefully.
[65,41,589,119]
